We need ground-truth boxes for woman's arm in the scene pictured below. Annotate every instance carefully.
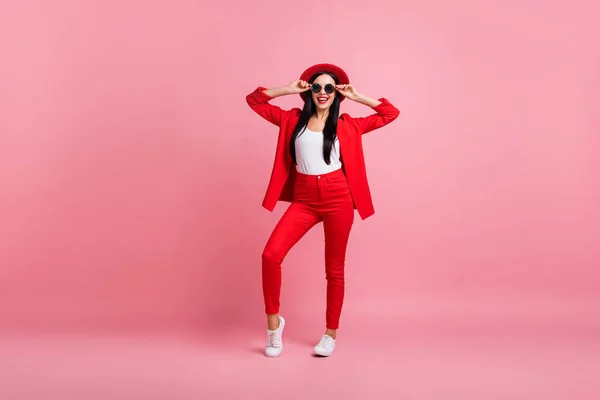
[262,85,294,98]
[246,80,310,126]
[352,93,382,108]
[336,84,400,134]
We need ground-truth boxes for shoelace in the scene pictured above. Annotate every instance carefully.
[267,332,282,348]
[317,335,334,348]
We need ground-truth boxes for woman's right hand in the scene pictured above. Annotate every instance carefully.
[287,80,311,94]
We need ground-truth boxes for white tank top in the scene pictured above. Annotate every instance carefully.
[294,127,343,175]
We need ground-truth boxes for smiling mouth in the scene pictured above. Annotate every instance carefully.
[317,96,329,104]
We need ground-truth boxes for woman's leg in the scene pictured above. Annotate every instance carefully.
[323,188,354,339]
[312,184,353,357]
[262,202,320,329]
[321,201,354,336]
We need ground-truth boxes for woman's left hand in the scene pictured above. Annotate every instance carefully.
[335,84,359,101]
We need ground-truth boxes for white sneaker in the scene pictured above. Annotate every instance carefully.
[265,315,285,357]
[313,334,336,357]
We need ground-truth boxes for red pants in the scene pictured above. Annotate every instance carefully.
[262,168,355,329]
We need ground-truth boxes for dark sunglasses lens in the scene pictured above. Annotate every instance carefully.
[311,83,335,94]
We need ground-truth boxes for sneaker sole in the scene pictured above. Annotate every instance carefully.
[313,348,334,357]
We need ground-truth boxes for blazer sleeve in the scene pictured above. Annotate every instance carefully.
[245,86,285,127]
[348,98,400,135]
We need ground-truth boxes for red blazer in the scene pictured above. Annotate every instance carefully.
[246,87,400,220]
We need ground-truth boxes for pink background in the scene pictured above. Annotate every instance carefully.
[0,0,599,398]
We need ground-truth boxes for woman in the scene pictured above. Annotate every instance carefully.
[246,63,400,357]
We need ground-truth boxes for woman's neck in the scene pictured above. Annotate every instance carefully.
[314,109,329,121]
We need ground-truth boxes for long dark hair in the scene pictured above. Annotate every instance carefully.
[289,72,341,165]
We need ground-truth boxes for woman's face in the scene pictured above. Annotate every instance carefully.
[311,74,337,111]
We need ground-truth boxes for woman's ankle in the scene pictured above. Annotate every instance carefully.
[267,314,280,330]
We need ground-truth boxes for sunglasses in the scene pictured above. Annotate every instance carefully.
[310,83,336,94]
